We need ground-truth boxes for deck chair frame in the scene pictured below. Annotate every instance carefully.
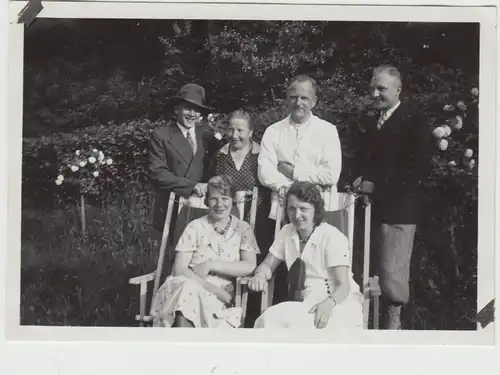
[240,191,381,329]
[129,187,263,327]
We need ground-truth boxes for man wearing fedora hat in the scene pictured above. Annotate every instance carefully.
[148,83,223,255]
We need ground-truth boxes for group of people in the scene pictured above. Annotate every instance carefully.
[146,65,434,330]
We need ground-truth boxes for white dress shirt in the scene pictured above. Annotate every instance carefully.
[258,114,342,219]
[177,122,197,154]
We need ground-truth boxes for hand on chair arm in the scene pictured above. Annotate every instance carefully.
[248,253,281,292]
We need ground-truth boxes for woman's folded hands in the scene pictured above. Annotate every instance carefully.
[189,261,233,305]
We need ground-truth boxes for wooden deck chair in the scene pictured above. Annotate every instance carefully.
[129,187,259,327]
[240,190,382,329]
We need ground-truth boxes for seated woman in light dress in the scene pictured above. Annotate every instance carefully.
[247,181,363,330]
[151,175,260,328]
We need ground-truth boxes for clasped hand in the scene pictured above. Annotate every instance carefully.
[190,261,212,278]
[352,177,375,195]
[193,183,208,197]
[247,273,268,292]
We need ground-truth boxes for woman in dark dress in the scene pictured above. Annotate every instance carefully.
[208,109,277,326]
[209,109,269,223]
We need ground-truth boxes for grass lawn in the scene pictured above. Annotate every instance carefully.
[19,189,477,330]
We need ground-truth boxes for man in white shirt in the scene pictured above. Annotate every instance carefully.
[258,75,343,220]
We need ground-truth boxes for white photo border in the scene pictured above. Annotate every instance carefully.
[1,1,498,373]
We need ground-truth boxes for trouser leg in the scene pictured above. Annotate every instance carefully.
[377,223,416,329]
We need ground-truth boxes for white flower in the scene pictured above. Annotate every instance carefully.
[93,171,99,177]
[88,156,97,164]
[471,87,479,96]
[92,149,98,153]
[106,158,113,165]
[453,115,463,130]
[469,159,476,169]
[464,149,473,158]
[443,104,455,112]
[79,161,87,168]
[441,125,452,137]
[207,113,214,122]
[214,132,222,140]
[448,160,457,167]
[198,116,203,122]
[71,165,79,172]
[98,151,105,162]
[55,179,63,185]
[437,139,448,151]
[432,127,446,139]
[433,125,451,139]
[456,101,467,111]
[57,175,64,181]
[75,150,80,156]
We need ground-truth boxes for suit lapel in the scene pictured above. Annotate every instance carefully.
[168,123,193,164]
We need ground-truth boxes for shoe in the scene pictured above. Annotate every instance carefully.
[384,304,402,330]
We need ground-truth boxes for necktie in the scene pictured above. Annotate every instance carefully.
[377,111,389,130]
[186,131,195,154]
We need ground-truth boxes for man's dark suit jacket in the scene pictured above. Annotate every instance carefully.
[354,101,435,224]
[148,120,221,231]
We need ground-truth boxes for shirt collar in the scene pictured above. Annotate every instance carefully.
[382,101,401,118]
[177,122,195,136]
[288,113,314,129]
[291,222,325,248]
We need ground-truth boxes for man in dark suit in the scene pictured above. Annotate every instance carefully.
[148,83,222,254]
[353,65,434,329]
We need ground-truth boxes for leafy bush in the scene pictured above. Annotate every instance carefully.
[23,119,166,207]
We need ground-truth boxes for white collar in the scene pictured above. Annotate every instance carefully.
[219,140,260,155]
[177,123,196,136]
[291,222,326,247]
[288,113,314,128]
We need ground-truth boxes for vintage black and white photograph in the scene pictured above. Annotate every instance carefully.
[5,2,496,345]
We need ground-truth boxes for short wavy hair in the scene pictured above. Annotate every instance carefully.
[285,181,325,226]
[204,175,237,206]
[228,108,253,130]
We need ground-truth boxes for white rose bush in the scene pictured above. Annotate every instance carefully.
[431,86,478,176]
[54,147,117,235]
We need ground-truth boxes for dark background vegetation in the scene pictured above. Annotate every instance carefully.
[21,19,479,329]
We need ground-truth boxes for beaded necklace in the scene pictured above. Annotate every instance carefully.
[212,216,232,236]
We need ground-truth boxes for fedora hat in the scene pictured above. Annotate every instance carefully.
[170,83,213,112]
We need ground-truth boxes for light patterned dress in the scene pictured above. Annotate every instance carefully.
[151,215,260,328]
[254,222,364,331]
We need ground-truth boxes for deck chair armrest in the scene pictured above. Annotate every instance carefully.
[129,271,156,326]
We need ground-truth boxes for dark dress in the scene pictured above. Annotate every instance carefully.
[209,141,267,224]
